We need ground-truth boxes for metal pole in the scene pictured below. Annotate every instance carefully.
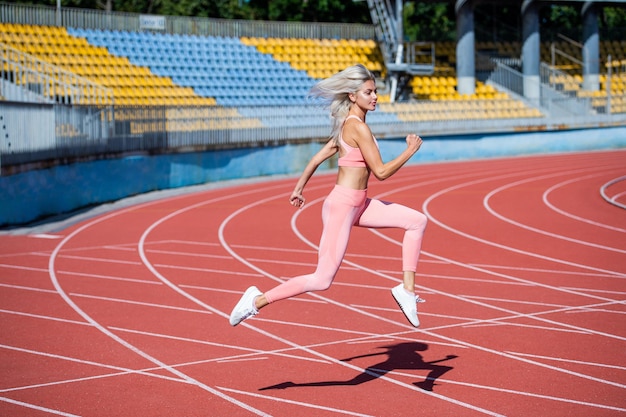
[607,54,612,115]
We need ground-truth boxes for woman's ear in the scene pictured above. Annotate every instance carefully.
[348,93,356,103]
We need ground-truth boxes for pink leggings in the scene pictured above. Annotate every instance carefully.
[264,184,427,304]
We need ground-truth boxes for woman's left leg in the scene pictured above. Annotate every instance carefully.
[355,198,428,327]
[355,198,428,277]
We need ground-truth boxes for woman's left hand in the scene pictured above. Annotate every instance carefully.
[406,133,422,152]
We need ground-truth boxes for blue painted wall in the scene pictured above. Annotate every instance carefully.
[1,126,625,227]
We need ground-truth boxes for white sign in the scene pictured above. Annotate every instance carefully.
[140,14,166,31]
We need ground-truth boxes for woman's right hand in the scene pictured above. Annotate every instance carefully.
[289,191,305,208]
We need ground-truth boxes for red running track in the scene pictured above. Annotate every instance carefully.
[1,150,625,416]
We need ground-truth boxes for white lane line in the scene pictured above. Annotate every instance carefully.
[58,270,162,285]
[286,179,626,383]
[147,248,235,259]
[50,189,280,417]
[543,173,626,232]
[57,253,144,265]
[153,262,264,277]
[601,175,626,210]
[212,169,622,414]
[0,343,184,393]
[467,262,621,278]
[368,368,626,413]
[217,386,377,417]
[0,263,49,272]
[0,397,80,417]
[422,166,626,277]
[0,283,59,294]
[29,234,64,240]
[0,309,92,326]
[210,186,507,416]
[505,351,626,371]
[68,292,213,314]
[484,169,626,252]
[110,327,331,364]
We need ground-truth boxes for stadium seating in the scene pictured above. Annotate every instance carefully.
[381,96,543,122]
[3,21,623,126]
[576,73,626,113]
[0,23,213,106]
[241,37,384,80]
[67,27,318,107]
[64,27,403,126]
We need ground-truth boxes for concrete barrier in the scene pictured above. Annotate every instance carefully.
[1,126,625,227]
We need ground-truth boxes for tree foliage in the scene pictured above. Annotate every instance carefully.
[600,7,626,40]
[10,0,626,41]
[403,2,455,42]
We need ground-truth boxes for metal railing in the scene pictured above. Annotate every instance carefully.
[1,42,114,106]
[0,101,114,168]
[366,0,398,66]
[0,2,375,40]
[486,59,625,117]
[487,59,525,97]
[3,98,625,172]
[539,62,594,116]
[550,34,584,71]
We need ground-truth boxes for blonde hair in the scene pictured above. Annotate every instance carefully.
[309,64,376,144]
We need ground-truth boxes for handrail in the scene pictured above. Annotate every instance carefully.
[551,33,584,69]
[0,41,114,106]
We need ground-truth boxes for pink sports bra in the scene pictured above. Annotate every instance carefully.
[337,115,378,168]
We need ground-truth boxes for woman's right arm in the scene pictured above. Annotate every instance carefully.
[290,139,338,208]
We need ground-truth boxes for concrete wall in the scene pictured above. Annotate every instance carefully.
[1,126,625,227]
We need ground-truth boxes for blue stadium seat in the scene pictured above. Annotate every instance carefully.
[64,27,399,121]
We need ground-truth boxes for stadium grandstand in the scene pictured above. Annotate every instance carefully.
[0,0,625,225]
[1,1,625,158]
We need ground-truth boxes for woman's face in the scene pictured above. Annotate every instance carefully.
[352,80,378,111]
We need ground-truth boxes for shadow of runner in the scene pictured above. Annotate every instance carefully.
[260,342,457,392]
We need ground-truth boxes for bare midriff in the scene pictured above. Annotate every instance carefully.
[336,166,370,190]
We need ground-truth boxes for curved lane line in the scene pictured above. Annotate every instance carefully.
[213,188,507,416]
[121,181,509,417]
[50,195,273,417]
[484,168,626,253]
[543,173,626,233]
[365,177,626,325]
[286,185,626,394]
[600,175,626,210]
[45,155,623,416]
[422,166,626,277]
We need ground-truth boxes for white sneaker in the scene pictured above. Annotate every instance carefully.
[391,284,425,327]
[229,286,262,326]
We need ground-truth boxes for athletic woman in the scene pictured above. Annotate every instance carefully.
[230,64,427,327]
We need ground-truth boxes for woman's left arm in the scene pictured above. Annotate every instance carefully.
[353,123,422,181]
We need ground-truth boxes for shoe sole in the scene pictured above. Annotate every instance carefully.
[391,287,420,328]
[230,286,259,326]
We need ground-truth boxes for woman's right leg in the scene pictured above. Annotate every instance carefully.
[262,186,365,305]
[230,185,366,325]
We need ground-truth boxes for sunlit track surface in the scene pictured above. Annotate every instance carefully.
[0,150,624,416]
